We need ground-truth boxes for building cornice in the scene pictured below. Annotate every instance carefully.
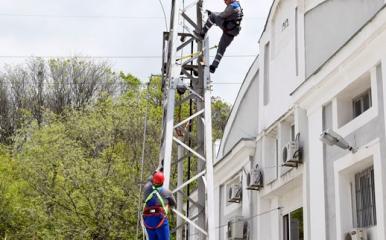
[291,4,386,100]
[214,138,255,168]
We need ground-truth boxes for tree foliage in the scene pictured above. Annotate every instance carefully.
[0,58,121,143]
[0,58,231,239]
[212,97,232,140]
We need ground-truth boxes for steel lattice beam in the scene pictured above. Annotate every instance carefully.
[158,0,216,239]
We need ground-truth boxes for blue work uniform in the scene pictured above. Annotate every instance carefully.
[202,1,243,72]
[142,179,176,240]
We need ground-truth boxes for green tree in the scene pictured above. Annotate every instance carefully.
[212,97,231,140]
[0,57,121,143]
[0,60,231,239]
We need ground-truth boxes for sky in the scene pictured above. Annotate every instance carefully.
[0,0,273,104]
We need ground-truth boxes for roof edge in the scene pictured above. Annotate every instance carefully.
[291,3,386,96]
[214,138,256,167]
[217,56,259,158]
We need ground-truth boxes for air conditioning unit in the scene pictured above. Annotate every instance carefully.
[345,228,367,240]
[227,182,242,203]
[282,140,302,167]
[246,166,263,191]
[227,216,244,240]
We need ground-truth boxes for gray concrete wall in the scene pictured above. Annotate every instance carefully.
[219,184,225,240]
[322,102,337,240]
[304,0,384,78]
[376,63,386,239]
[223,73,259,155]
[323,64,385,239]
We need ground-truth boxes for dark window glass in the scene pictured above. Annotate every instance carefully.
[264,42,270,105]
[353,100,362,118]
[283,208,304,240]
[276,138,279,177]
[290,208,304,240]
[355,166,377,228]
[363,92,371,111]
[291,125,295,141]
[283,214,289,240]
[352,89,372,118]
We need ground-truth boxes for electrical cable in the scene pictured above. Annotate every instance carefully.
[215,207,282,229]
[0,13,164,20]
[0,55,161,59]
[135,80,151,240]
[0,13,265,21]
[0,80,242,86]
[186,207,282,237]
[156,0,169,31]
[0,55,256,59]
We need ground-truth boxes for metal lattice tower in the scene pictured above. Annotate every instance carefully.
[159,0,216,239]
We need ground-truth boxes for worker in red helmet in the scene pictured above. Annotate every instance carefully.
[142,171,176,240]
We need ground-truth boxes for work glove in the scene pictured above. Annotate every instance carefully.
[155,165,164,172]
[209,65,217,73]
[156,161,164,172]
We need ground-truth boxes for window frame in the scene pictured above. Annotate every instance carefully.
[263,42,270,105]
[352,88,372,118]
[225,175,242,205]
[282,207,304,240]
[290,124,295,141]
[283,214,290,240]
[354,166,377,228]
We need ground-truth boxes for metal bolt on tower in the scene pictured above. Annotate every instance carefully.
[159,0,216,239]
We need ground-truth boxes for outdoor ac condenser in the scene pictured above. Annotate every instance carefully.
[227,216,244,240]
[345,228,367,240]
[227,183,242,203]
[246,166,263,191]
[282,140,300,167]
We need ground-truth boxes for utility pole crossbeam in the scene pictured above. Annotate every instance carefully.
[159,0,216,239]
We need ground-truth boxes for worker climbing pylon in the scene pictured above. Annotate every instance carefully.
[142,171,176,240]
[194,0,243,73]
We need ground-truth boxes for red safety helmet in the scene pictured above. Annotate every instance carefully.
[152,171,165,186]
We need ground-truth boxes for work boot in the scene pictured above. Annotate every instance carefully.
[209,65,217,73]
[193,30,205,40]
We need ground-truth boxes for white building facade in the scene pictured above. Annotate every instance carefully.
[213,0,386,240]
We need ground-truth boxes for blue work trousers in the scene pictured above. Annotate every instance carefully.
[144,216,170,240]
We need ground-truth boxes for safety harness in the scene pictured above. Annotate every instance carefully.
[142,186,168,230]
[224,8,244,34]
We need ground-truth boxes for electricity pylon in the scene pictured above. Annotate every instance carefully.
[159,0,216,239]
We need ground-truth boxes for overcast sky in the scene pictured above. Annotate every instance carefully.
[0,0,273,104]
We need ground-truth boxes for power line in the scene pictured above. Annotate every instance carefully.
[215,207,282,230]
[212,82,242,85]
[0,55,257,59]
[0,55,162,59]
[0,80,242,86]
[0,13,165,20]
[187,207,282,237]
[0,13,265,21]
[156,0,169,31]
[135,82,151,239]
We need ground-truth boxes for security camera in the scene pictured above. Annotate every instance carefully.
[320,129,357,152]
[176,82,187,95]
